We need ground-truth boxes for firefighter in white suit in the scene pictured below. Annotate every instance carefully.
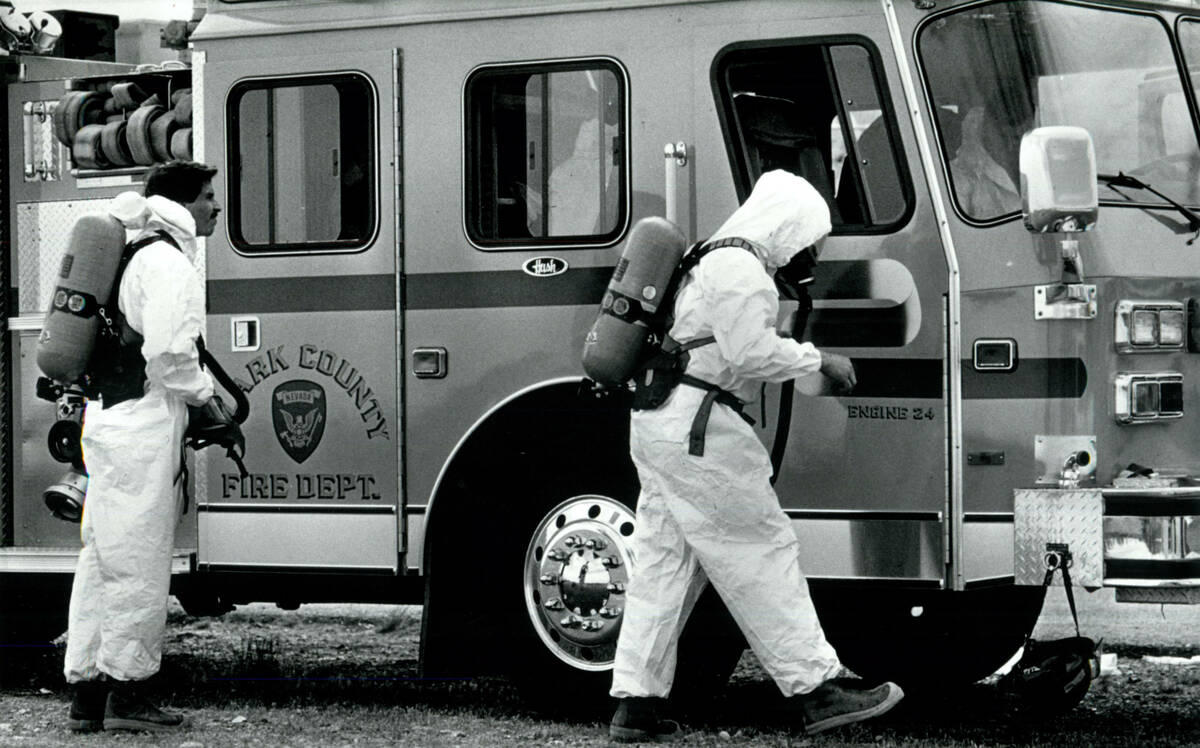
[63,161,221,733]
[608,171,903,741]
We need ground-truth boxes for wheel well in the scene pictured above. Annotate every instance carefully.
[422,379,634,575]
[418,380,635,678]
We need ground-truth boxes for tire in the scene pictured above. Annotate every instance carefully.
[810,583,1046,691]
[421,389,745,716]
[507,463,743,715]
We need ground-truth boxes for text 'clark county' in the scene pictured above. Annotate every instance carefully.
[237,345,389,440]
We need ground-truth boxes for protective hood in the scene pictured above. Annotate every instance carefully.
[707,170,831,270]
[109,191,199,261]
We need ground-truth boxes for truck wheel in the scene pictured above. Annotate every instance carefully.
[422,430,744,715]
[810,584,1046,690]
[521,493,635,677]
[506,469,744,714]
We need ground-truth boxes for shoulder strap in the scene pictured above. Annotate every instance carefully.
[101,230,183,331]
[663,236,758,348]
[678,236,756,276]
[127,228,180,254]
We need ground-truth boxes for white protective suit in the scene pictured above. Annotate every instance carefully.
[64,192,214,683]
[610,170,842,698]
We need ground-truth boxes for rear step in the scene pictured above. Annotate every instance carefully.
[0,547,194,574]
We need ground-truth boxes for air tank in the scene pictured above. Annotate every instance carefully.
[36,214,128,383]
[582,216,687,386]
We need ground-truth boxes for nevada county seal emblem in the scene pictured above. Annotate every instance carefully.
[272,379,326,464]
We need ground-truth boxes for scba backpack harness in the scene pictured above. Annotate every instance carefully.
[83,228,179,406]
[628,236,759,457]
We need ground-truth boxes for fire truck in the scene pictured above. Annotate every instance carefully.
[4,0,1200,709]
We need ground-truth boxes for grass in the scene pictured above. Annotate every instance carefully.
[3,601,1200,746]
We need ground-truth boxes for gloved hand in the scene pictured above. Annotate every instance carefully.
[818,351,856,394]
[186,394,245,458]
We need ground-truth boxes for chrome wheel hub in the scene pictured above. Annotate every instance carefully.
[523,495,635,671]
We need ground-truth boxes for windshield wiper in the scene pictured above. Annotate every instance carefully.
[1098,172,1200,245]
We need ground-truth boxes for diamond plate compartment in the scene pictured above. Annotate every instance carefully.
[17,199,110,315]
[1115,587,1200,605]
[1014,488,1104,588]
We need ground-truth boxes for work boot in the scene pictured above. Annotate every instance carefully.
[609,696,680,743]
[66,679,108,733]
[103,679,188,731]
[796,679,904,735]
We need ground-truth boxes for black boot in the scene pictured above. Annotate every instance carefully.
[67,679,108,733]
[103,679,187,731]
[795,679,904,735]
[609,696,679,743]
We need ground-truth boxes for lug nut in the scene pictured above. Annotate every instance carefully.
[584,538,608,551]
[560,615,583,629]
[602,555,622,569]
[539,573,560,585]
[543,598,565,611]
[607,582,625,594]
[581,619,605,632]
[546,549,568,562]
[599,606,622,618]
[563,535,580,548]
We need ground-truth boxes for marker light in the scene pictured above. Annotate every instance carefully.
[1115,371,1183,424]
[1115,300,1187,353]
[1131,309,1157,346]
[1160,309,1186,347]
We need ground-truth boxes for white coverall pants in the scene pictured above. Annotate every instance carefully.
[610,386,841,699]
[64,390,187,683]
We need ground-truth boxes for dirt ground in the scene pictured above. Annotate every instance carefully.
[3,590,1200,746]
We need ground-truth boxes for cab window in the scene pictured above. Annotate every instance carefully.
[920,2,1198,222]
[465,59,627,248]
[713,38,911,232]
[228,73,376,253]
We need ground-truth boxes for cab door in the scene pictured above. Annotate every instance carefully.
[198,49,401,574]
[691,9,947,586]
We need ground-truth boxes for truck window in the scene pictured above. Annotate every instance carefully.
[919,1,1200,223]
[1176,20,1200,195]
[227,73,375,253]
[464,60,627,248]
[713,38,911,232]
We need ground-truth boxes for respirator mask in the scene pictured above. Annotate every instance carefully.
[774,245,818,301]
[38,379,87,522]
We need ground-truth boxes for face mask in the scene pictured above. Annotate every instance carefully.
[774,246,817,301]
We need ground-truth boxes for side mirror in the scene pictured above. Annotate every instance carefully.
[1020,126,1098,233]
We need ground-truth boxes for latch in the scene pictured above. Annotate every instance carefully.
[1034,283,1097,320]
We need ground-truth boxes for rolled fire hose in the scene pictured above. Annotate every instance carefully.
[148,110,179,162]
[169,127,192,160]
[100,119,134,167]
[126,103,164,165]
[110,80,148,110]
[71,123,111,170]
